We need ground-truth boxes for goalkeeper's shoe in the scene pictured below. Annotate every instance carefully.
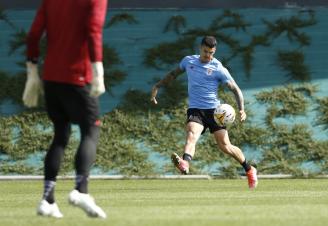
[171,152,189,175]
[68,190,107,219]
[246,166,258,189]
[37,200,63,218]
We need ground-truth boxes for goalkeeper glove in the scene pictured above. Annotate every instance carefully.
[22,62,42,108]
[90,62,106,97]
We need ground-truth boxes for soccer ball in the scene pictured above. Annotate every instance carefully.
[214,104,236,125]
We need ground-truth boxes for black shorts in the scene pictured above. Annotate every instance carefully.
[44,81,100,126]
[187,108,226,134]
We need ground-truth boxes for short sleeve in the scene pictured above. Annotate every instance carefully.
[179,56,188,71]
[219,66,235,84]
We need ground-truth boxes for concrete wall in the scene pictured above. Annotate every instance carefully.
[0,8,327,115]
[1,0,328,9]
[0,7,327,175]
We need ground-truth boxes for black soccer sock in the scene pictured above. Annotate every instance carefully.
[43,121,70,204]
[241,159,251,172]
[74,124,99,194]
[183,153,193,162]
[43,180,56,204]
[44,121,71,181]
[75,175,89,193]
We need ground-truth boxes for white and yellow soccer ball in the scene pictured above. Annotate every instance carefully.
[214,104,236,125]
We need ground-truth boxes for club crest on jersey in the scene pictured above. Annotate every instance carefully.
[207,68,213,75]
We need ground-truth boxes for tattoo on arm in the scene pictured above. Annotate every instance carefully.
[227,81,244,111]
[156,67,183,88]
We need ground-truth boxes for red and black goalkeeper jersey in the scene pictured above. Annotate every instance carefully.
[27,0,108,86]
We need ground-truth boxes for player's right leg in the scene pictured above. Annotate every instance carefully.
[172,119,203,174]
[65,85,106,218]
[171,152,190,174]
[68,189,106,218]
[68,123,106,218]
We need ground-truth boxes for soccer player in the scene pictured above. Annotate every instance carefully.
[23,0,108,218]
[150,36,258,189]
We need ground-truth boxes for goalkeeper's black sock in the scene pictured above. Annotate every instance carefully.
[241,159,251,172]
[74,124,99,194]
[43,180,56,204]
[75,175,89,194]
[183,153,192,162]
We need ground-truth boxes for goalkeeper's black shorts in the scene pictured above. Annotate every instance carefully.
[44,81,100,126]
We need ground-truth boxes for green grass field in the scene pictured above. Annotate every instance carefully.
[0,179,327,226]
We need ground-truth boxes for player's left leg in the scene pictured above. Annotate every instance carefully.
[213,129,258,189]
[37,200,63,218]
[38,81,74,218]
[37,120,71,218]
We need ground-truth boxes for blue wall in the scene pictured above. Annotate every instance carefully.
[1,8,327,135]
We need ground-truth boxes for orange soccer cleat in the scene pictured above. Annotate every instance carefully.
[246,166,258,189]
[171,153,189,175]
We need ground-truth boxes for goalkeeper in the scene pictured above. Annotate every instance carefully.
[150,36,258,189]
[24,0,108,219]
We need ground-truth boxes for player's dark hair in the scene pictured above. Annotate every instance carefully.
[201,36,217,48]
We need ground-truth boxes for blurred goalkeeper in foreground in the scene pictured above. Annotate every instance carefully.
[24,0,108,219]
[150,36,258,189]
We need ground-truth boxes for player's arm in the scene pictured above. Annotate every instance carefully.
[26,1,46,63]
[226,80,247,121]
[150,67,184,104]
[87,0,107,62]
[23,2,46,108]
[87,0,108,97]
